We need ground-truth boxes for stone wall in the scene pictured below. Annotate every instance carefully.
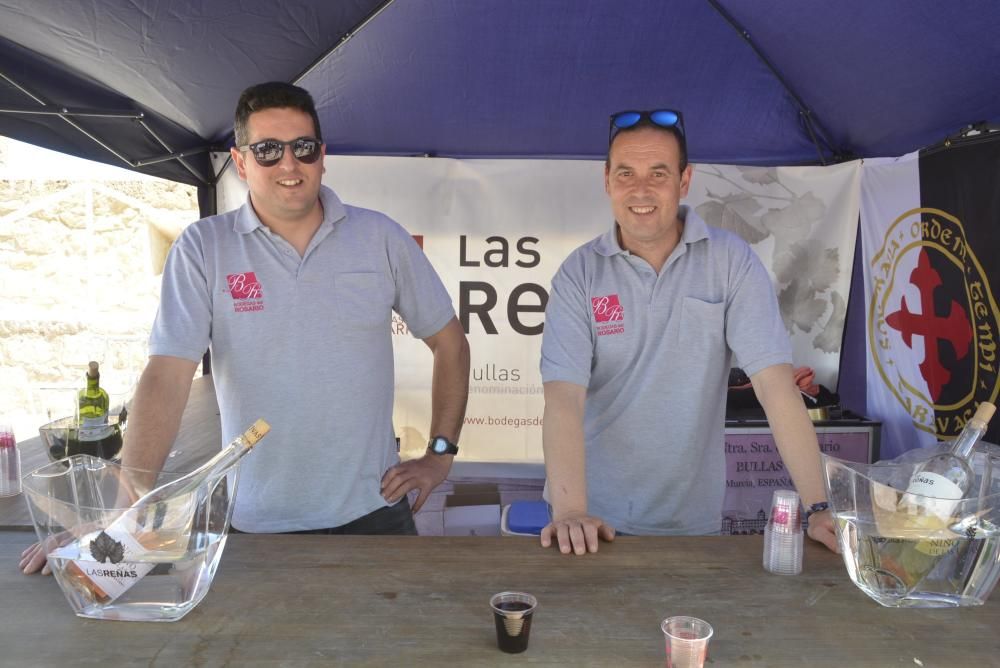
[0,147,199,442]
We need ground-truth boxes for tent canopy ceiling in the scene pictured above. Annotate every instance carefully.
[2,0,999,186]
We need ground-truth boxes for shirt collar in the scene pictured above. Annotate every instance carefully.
[594,204,709,257]
[233,185,348,234]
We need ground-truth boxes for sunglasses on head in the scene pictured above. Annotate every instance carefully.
[238,136,323,167]
[609,109,685,145]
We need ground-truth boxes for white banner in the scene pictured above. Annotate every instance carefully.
[216,156,860,463]
[688,162,861,389]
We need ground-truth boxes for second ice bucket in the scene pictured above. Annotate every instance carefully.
[823,452,1000,608]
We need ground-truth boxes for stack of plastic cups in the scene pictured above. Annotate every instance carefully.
[763,489,803,575]
[0,424,21,497]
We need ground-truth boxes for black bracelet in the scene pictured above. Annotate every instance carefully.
[804,501,830,523]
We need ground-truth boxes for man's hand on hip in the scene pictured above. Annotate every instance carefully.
[381,453,452,513]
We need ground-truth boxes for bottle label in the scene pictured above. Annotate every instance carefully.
[914,537,955,557]
[78,423,115,442]
[72,517,156,603]
[901,472,963,520]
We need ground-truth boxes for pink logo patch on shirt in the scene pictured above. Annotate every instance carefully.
[592,294,625,336]
[591,294,624,322]
[227,272,264,312]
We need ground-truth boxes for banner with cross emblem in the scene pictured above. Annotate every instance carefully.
[861,145,1000,459]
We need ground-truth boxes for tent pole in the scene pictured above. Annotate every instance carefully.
[0,105,142,119]
[133,146,213,167]
[800,110,828,166]
[0,68,211,184]
[921,122,1000,158]
[706,0,840,164]
[0,69,137,168]
[197,183,216,377]
[136,119,210,186]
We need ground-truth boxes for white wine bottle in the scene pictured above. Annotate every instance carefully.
[877,402,997,591]
[129,419,270,509]
[902,402,996,515]
[56,418,270,605]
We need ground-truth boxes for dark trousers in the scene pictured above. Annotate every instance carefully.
[231,497,418,536]
[288,497,418,536]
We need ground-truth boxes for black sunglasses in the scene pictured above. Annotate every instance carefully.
[238,136,323,167]
[609,109,685,145]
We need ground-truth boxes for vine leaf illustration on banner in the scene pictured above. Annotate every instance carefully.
[694,166,843,353]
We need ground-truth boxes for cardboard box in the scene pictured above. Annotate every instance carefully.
[443,483,501,536]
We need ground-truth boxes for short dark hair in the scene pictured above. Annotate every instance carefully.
[605,121,688,173]
[234,82,323,147]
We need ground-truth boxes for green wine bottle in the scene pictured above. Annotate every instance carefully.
[78,361,110,427]
[75,361,122,460]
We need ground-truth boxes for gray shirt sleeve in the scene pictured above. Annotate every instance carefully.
[724,241,792,376]
[148,225,212,363]
[386,221,455,340]
[540,251,593,388]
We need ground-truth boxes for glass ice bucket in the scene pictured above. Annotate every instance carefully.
[38,413,125,462]
[823,452,1000,608]
[22,452,239,622]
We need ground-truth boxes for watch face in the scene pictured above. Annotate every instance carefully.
[429,437,457,454]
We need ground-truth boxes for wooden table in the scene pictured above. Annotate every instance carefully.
[2,533,998,667]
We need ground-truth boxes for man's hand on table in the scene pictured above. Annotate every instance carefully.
[20,538,55,575]
[381,453,451,513]
[19,469,148,576]
[807,509,840,553]
[540,512,616,555]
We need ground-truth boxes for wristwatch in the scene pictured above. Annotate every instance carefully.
[804,501,830,525]
[427,435,459,455]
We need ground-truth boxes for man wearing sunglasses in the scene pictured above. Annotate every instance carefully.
[143,82,468,535]
[20,82,468,574]
[538,110,836,556]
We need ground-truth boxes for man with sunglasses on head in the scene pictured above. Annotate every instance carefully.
[20,82,469,575]
[537,110,837,556]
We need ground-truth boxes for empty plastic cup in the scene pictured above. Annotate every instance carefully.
[661,615,713,668]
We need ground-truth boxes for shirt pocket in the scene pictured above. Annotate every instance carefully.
[676,297,726,352]
[332,272,393,331]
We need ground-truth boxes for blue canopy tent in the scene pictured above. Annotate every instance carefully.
[2,0,999,433]
[3,0,999,184]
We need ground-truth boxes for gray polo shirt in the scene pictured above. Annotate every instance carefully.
[540,205,790,535]
[151,186,455,531]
